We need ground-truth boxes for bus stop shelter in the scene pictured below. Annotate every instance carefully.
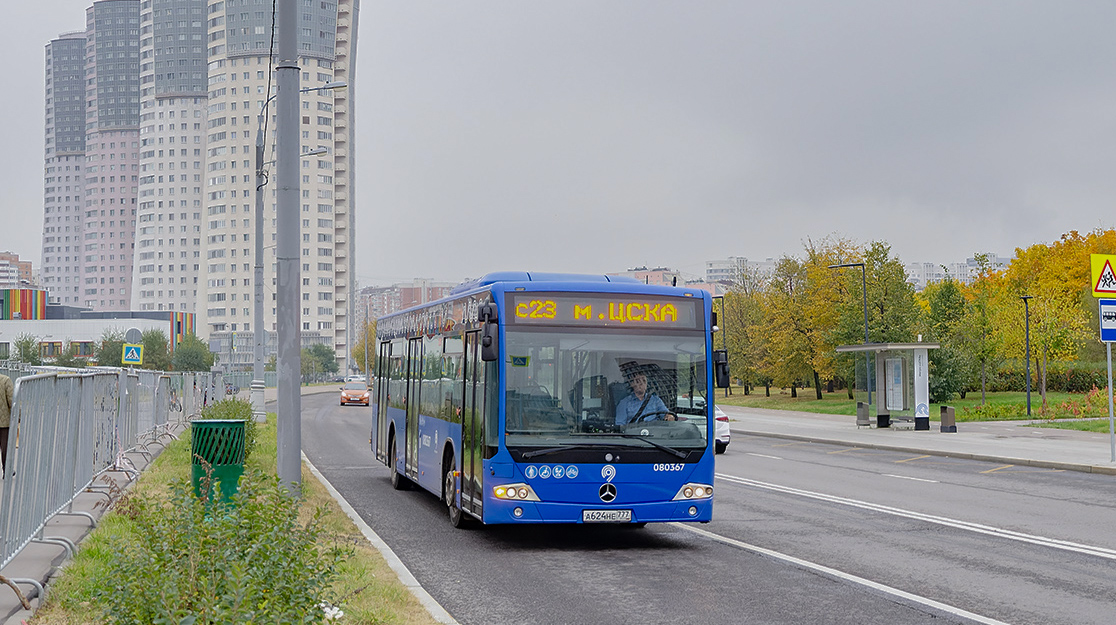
[836,342,939,429]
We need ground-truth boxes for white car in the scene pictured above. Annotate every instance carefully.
[676,396,729,454]
[714,405,730,454]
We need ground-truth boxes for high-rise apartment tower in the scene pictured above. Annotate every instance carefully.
[42,32,88,305]
[81,0,141,311]
[202,0,357,370]
[132,0,208,314]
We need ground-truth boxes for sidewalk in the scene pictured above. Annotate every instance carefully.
[722,404,1116,475]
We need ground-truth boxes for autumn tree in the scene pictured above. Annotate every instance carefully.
[918,278,969,402]
[760,257,814,397]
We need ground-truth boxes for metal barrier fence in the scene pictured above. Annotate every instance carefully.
[0,367,218,601]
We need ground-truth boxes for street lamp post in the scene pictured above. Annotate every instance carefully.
[252,73,346,450]
[829,262,870,405]
[1021,295,1033,416]
[252,80,343,419]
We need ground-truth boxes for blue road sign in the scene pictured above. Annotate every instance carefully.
[1099,299,1116,342]
[122,343,144,365]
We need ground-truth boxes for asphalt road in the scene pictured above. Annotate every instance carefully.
[300,393,1116,625]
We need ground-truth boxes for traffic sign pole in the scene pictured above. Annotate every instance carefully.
[1108,341,1114,463]
[1099,298,1116,463]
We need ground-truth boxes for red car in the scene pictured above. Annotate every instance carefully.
[340,382,370,406]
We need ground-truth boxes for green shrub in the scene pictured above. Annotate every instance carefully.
[97,469,349,624]
[957,402,1027,421]
[197,397,257,461]
[988,362,1108,394]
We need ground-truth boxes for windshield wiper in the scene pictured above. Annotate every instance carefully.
[521,443,629,459]
[570,433,688,459]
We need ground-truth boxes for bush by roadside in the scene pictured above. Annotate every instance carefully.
[29,415,440,625]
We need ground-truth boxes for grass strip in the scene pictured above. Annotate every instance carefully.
[29,414,440,625]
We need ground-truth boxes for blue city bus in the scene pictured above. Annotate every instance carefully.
[370,272,730,528]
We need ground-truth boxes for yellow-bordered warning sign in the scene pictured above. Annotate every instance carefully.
[122,343,144,365]
[1092,255,1116,297]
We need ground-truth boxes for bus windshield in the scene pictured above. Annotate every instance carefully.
[503,329,709,455]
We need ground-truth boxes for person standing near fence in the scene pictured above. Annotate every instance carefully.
[0,373,12,473]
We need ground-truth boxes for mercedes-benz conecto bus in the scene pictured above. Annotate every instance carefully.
[370,272,730,527]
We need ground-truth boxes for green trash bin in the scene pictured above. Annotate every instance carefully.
[191,419,246,504]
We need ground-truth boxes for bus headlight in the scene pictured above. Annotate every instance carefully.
[672,483,713,501]
[493,483,540,502]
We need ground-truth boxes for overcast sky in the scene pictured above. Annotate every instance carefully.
[5,2,1115,288]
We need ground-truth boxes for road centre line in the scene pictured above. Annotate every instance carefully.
[745,453,784,460]
[884,474,939,483]
[675,523,1012,625]
[715,472,1116,561]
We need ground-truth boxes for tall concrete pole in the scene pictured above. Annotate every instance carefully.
[276,0,302,489]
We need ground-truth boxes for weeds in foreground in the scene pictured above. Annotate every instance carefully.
[94,469,350,624]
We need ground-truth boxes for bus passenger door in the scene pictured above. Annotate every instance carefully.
[462,331,484,518]
[374,341,390,463]
[406,337,423,479]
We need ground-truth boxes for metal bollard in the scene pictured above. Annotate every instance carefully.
[856,401,871,427]
[940,405,957,433]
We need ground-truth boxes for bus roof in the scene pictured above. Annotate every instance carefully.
[449,272,641,296]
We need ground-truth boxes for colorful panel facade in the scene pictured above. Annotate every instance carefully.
[0,289,48,320]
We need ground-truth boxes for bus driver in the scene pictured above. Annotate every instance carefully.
[615,368,675,425]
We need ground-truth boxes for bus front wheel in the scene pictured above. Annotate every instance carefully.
[444,456,468,529]
[389,435,409,491]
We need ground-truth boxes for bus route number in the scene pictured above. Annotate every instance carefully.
[515,299,557,320]
[654,463,685,472]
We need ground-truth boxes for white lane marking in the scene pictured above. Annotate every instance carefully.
[675,523,1012,625]
[745,453,784,460]
[303,453,461,625]
[716,473,1116,561]
[884,474,939,483]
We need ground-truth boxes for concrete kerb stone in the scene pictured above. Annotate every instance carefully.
[737,428,1116,476]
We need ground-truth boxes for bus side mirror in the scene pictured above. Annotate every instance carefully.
[713,350,730,388]
[480,302,499,362]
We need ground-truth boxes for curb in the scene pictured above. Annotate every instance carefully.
[302,454,460,625]
[736,428,1116,476]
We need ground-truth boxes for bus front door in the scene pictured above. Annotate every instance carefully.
[462,331,484,518]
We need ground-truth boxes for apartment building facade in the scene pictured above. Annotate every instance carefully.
[42,32,88,305]
[201,0,358,370]
[81,0,141,311]
[132,0,208,314]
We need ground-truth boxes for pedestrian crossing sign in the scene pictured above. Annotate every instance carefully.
[122,343,144,365]
[1091,254,1116,297]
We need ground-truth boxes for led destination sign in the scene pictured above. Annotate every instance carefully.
[507,293,702,329]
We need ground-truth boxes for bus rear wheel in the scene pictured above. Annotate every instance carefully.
[444,456,468,529]
[389,435,409,491]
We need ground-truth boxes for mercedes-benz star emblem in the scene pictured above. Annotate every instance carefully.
[599,483,617,503]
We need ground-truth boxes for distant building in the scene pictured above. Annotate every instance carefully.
[609,266,682,287]
[704,257,778,285]
[41,31,87,305]
[362,279,459,320]
[905,253,1011,291]
[0,296,195,362]
[80,0,142,312]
